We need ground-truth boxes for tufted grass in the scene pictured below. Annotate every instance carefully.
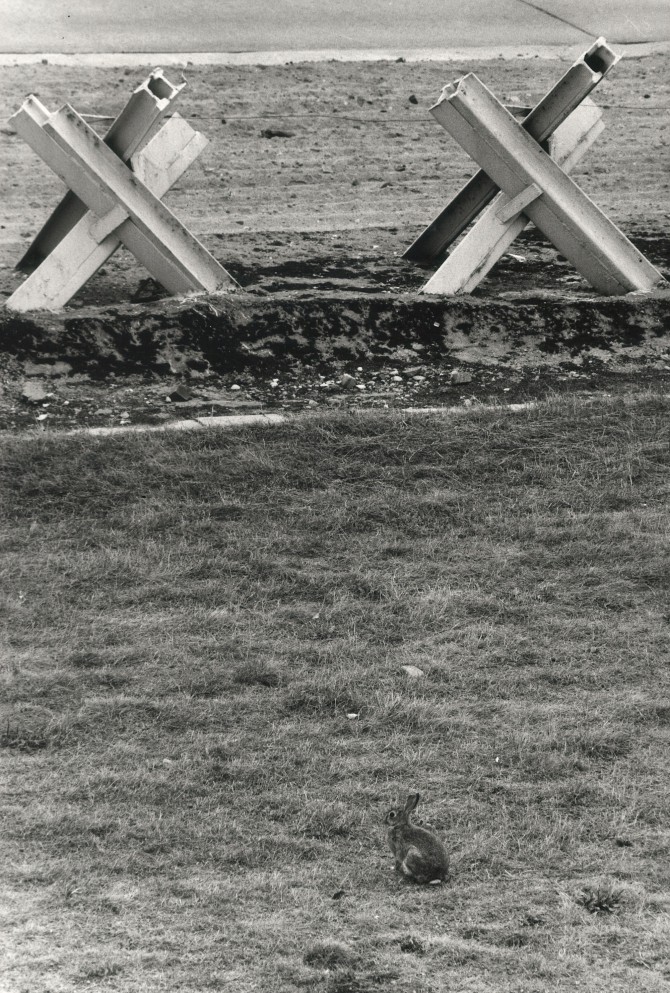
[1,394,670,992]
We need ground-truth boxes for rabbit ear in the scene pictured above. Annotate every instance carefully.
[404,793,420,813]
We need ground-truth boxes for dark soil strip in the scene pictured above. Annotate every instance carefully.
[2,290,669,377]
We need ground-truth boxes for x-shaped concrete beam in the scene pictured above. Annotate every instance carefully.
[17,68,185,275]
[405,38,664,296]
[422,99,603,294]
[7,71,236,311]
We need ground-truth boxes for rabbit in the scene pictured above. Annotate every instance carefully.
[384,792,449,884]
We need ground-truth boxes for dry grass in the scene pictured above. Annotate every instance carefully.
[1,395,670,992]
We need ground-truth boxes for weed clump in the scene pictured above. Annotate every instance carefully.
[397,935,426,954]
[577,882,625,914]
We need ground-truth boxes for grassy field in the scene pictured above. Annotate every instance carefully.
[2,395,670,992]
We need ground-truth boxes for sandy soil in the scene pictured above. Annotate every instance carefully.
[0,53,669,430]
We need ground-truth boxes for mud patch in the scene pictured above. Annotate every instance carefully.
[2,284,669,376]
[1,285,669,432]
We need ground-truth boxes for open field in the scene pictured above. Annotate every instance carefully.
[2,16,670,993]
[2,395,670,991]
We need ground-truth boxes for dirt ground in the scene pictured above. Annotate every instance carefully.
[0,52,669,431]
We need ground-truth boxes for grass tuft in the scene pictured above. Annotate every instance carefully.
[0,704,60,752]
[233,659,283,687]
[303,940,359,969]
[78,958,125,980]
[396,935,426,954]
